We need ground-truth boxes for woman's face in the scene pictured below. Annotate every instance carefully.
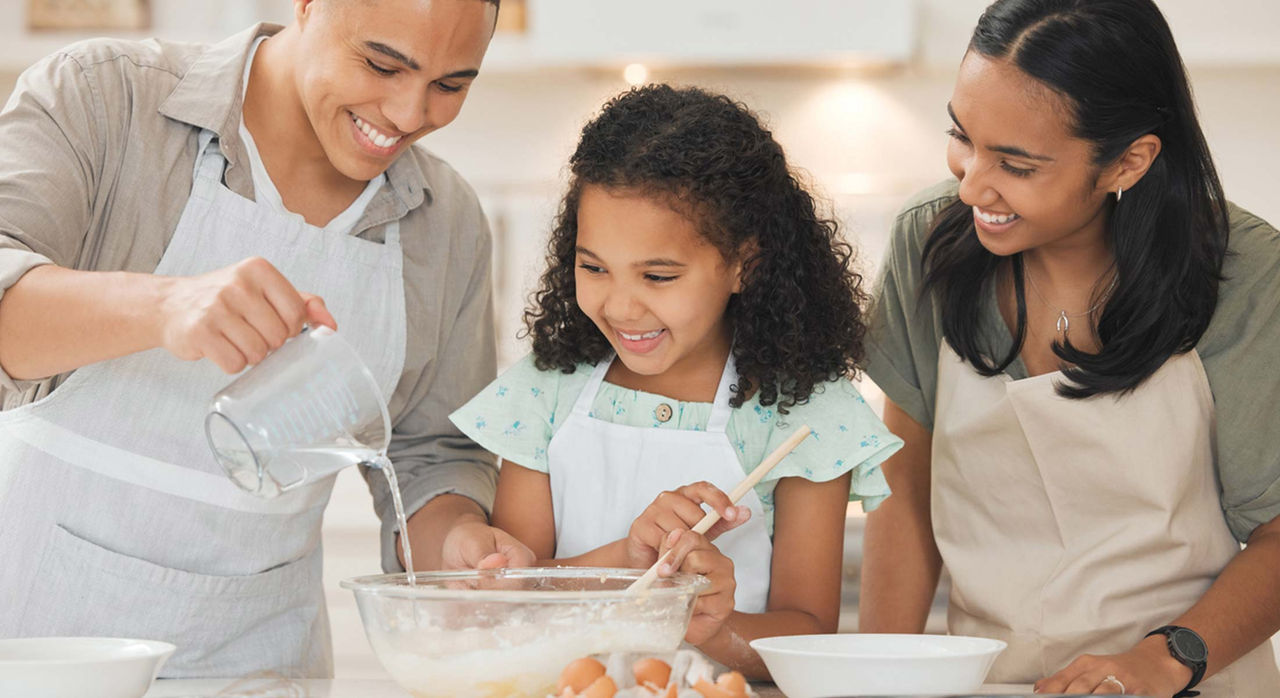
[946,52,1116,257]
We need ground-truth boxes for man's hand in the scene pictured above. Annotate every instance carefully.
[157,257,337,374]
[441,515,537,570]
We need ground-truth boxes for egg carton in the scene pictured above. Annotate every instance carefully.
[552,649,756,698]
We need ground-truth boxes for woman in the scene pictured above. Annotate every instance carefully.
[860,1,1280,696]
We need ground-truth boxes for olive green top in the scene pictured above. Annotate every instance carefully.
[867,179,1280,543]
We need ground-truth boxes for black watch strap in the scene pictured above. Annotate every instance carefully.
[1145,625,1207,697]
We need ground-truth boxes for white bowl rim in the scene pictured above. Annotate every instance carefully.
[340,567,709,601]
[749,633,1008,660]
[0,637,176,665]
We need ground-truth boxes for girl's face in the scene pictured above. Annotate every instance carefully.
[946,52,1117,257]
[574,185,743,382]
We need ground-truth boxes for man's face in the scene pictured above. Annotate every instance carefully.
[293,0,495,181]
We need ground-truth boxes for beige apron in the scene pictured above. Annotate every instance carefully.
[932,343,1280,697]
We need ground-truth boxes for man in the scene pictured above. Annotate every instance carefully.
[0,0,532,677]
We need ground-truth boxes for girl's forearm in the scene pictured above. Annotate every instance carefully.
[536,538,631,568]
[698,609,830,680]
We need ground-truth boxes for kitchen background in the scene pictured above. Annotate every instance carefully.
[3,0,1277,680]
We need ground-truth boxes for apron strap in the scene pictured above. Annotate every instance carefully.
[570,355,613,417]
[191,130,228,201]
[705,351,737,434]
[382,220,402,249]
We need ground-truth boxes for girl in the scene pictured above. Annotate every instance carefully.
[860,1,1280,696]
[451,84,901,676]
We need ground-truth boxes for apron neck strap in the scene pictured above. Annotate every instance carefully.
[570,355,613,417]
[193,130,227,186]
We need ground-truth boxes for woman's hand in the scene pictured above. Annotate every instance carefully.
[157,256,337,374]
[625,481,751,568]
[1034,635,1192,696]
[660,528,736,645]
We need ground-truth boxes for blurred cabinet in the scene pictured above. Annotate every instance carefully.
[524,0,916,68]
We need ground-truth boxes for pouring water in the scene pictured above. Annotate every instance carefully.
[205,327,418,585]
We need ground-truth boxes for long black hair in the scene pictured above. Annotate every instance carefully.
[523,84,869,413]
[922,0,1228,397]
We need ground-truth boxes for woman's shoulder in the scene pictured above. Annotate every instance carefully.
[1201,202,1280,358]
[893,179,960,239]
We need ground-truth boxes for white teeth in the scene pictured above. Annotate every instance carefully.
[352,114,402,149]
[620,330,663,341]
[975,206,1020,225]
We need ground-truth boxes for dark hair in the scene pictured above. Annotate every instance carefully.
[523,84,869,413]
[922,0,1228,397]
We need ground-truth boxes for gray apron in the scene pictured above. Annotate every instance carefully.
[0,131,407,678]
[548,353,773,613]
[932,343,1280,696]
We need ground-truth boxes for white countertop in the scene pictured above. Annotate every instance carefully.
[144,678,1038,697]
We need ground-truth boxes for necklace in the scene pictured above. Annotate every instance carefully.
[1024,266,1117,336]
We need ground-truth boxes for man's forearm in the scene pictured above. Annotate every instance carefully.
[0,265,165,380]
[401,493,490,571]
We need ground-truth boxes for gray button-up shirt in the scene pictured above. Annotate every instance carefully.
[0,24,498,571]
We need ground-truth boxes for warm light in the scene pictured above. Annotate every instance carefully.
[623,63,649,86]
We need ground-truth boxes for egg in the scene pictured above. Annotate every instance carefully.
[692,672,749,698]
[715,671,747,696]
[692,677,731,698]
[579,674,618,698]
[633,657,672,690]
[557,657,607,694]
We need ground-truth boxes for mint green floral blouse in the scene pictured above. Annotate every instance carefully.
[450,354,902,534]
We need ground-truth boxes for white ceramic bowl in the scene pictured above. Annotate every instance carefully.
[0,637,175,698]
[750,633,1006,697]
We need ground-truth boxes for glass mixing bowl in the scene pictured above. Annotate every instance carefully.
[340,567,708,698]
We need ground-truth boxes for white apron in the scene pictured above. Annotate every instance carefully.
[932,343,1280,696]
[548,353,773,613]
[0,131,407,678]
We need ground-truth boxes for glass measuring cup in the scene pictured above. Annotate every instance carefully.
[205,326,391,497]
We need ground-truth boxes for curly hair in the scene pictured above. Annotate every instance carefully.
[523,84,869,413]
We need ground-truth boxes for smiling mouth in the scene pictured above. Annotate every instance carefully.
[974,206,1020,225]
[349,111,403,149]
[618,329,664,341]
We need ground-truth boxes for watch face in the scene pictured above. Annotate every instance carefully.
[1172,628,1208,663]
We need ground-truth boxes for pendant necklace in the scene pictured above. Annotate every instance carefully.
[1024,266,1117,336]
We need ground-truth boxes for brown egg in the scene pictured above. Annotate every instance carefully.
[715,671,748,697]
[633,657,672,690]
[557,657,607,694]
[579,674,618,698]
[692,677,732,698]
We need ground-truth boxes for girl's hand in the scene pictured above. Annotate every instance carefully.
[625,481,751,568]
[1033,635,1192,696]
[660,528,736,645]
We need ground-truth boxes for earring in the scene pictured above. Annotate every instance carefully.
[1116,186,1123,203]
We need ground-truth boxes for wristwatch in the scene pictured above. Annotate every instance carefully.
[1145,625,1207,697]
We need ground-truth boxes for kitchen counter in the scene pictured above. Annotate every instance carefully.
[144,678,1049,697]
